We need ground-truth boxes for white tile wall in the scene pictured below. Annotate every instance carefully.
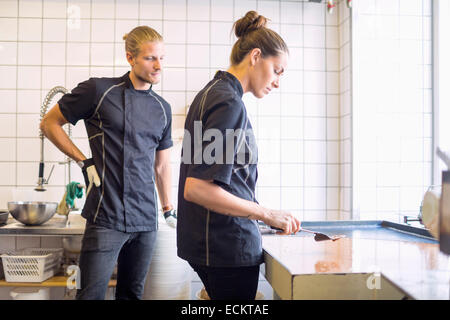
[0,19,18,41]
[337,0,352,217]
[0,42,17,65]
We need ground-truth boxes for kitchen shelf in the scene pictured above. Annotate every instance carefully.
[0,275,116,287]
[0,217,85,235]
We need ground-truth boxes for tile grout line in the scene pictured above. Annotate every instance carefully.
[422,0,426,203]
[15,0,19,190]
[397,0,401,222]
[184,0,187,113]
[64,0,68,187]
[162,0,165,92]
[323,0,328,219]
[340,1,343,217]
[277,0,282,212]
[113,0,117,79]
[348,0,354,220]
[88,0,92,77]
[301,0,305,221]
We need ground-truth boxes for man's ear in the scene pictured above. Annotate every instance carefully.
[249,48,262,66]
[126,52,134,66]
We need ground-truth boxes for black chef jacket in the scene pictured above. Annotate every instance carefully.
[177,71,263,267]
[58,72,173,232]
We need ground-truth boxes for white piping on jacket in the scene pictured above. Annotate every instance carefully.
[90,82,125,222]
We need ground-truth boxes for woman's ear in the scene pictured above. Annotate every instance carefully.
[249,48,262,66]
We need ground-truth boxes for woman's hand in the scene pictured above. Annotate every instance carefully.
[264,210,301,235]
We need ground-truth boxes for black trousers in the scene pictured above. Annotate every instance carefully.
[189,262,260,300]
[76,222,157,300]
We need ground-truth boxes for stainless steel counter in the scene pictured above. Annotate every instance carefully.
[262,220,450,300]
[0,214,86,235]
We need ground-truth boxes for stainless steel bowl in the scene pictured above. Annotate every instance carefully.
[7,201,57,226]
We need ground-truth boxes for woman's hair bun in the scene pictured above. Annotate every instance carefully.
[233,11,268,38]
[122,33,128,41]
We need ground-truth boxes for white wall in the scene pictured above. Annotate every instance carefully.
[0,0,351,221]
[338,0,352,219]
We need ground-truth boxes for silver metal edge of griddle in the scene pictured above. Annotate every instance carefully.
[300,220,436,242]
[380,221,436,241]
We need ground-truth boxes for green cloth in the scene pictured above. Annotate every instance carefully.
[65,182,84,208]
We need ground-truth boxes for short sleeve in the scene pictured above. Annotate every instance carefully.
[186,99,246,186]
[58,78,97,125]
[156,102,173,151]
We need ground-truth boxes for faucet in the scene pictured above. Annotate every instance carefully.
[36,86,69,192]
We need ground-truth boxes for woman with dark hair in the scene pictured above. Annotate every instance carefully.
[177,11,301,300]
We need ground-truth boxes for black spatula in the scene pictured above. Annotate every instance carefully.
[271,226,344,242]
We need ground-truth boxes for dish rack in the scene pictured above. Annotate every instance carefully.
[0,248,63,283]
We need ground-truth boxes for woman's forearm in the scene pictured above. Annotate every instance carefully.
[184,177,269,222]
[184,177,301,234]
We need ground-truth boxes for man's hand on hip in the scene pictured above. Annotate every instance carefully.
[79,158,101,196]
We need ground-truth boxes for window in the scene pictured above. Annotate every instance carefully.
[433,0,450,182]
[352,0,432,223]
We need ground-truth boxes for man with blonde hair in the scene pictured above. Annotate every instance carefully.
[40,26,176,300]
